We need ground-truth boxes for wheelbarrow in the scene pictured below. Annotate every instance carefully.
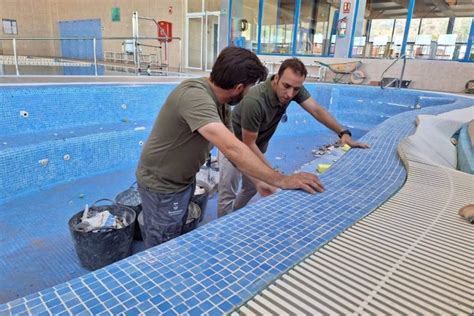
[315,61,366,84]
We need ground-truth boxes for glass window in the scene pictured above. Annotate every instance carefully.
[353,0,409,59]
[407,18,421,42]
[2,19,17,35]
[412,1,474,60]
[296,0,340,56]
[452,17,472,60]
[260,0,296,54]
[453,17,472,43]
[419,18,449,41]
[230,0,259,52]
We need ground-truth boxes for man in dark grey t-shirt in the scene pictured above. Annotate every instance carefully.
[136,48,324,248]
[218,58,369,217]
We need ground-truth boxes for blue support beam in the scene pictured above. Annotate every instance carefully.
[348,0,361,58]
[400,0,415,56]
[257,0,264,54]
[291,0,302,56]
[228,0,233,47]
[463,17,474,62]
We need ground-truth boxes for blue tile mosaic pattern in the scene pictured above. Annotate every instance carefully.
[0,82,472,315]
[0,84,174,203]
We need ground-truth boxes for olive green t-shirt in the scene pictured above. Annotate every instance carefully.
[136,78,231,193]
[232,75,310,152]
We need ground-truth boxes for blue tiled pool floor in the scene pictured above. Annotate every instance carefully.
[0,164,136,303]
[0,132,341,303]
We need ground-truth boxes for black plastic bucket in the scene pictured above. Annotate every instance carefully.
[68,199,136,270]
[115,183,143,241]
[182,202,201,234]
[192,182,209,223]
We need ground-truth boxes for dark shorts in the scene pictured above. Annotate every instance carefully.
[138,182,194,248]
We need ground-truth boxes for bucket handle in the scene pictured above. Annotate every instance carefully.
[92,198,116,207]
[92,198,137,222]
[93,198,136,213]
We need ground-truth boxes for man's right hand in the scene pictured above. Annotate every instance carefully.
[277,172,324,194]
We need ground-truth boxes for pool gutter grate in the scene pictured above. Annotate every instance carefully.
[233,159,474,315]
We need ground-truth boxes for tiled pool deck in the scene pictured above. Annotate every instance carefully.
[1,95,472,315]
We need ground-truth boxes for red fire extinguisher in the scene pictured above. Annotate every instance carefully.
[157,21,172,43]
[337,17,348,38]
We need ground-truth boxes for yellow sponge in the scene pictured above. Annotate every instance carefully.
[317,163,331,173]
[342,144,351,152]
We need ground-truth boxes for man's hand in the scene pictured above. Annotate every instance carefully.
[276,172,324,194]
[255,180,278,197]
[340,134,369,149]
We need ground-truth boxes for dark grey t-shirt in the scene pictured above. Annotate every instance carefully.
[232,76,310,152]
[136,78,231,192]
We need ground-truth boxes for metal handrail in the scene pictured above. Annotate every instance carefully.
[0,36,182,76]
[380,54,407,89]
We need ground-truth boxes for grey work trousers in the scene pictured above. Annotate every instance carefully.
[137,182,194,249]
[217,152,257,218]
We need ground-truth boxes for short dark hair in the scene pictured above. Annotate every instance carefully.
[210,46,267,90]
[278,58,307,79]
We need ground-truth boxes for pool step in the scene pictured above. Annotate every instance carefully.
[0,125,148,203]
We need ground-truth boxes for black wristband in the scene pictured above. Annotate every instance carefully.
[338,129,352,138]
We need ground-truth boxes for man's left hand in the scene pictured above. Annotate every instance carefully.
[341,135,369,149]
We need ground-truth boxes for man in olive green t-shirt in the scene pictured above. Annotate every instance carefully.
[218,58,369,217]
[136,48,324,248]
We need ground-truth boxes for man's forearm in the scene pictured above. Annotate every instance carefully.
[248,143,272,168]
[312,107,344,134]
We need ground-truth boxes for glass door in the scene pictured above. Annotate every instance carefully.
[205,13,220,71]
[186,0,220,70]
[186,15,203,69]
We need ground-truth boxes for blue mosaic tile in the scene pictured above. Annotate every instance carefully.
[47,303,68,314]
[122,298,139,309]
[137,300,153,312]
[123,307,140,316]
[70,304,88,314]
[188,306,204,316]
[9,304,27,315]
[156,301,172,313]
[173,303,187,314]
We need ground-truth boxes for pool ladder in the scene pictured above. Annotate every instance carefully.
[380,54,407,89]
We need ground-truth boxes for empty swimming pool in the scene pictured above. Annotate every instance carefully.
[0,82,472,313]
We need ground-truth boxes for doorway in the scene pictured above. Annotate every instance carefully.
[186,1,220,71]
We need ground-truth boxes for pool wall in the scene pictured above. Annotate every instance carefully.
[0,83,461,203]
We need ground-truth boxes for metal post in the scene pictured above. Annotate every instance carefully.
[291,0,302,56]
[132,11,140,72]
[257,0,264,54]
[463,18,474,62]
[398,56,406,88]
[400,0,415,57]
[93,37,98,76]
[12,38,19,75]
[348,0,361,58]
